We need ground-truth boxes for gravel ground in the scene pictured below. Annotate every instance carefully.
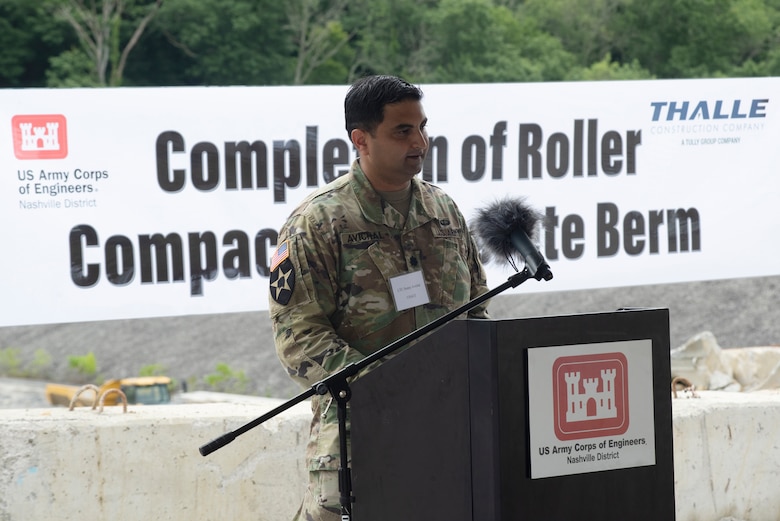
[0,377,49,409]
[1,275,778,408]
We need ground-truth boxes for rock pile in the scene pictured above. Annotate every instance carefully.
[671,331,780,392]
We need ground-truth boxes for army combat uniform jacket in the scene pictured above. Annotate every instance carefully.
[268,160,489,472]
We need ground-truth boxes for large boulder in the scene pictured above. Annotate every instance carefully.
[671,331,780,391]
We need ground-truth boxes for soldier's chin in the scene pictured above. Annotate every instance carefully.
[405,156,424,172]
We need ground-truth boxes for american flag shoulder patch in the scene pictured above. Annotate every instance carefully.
[270,240,290,272]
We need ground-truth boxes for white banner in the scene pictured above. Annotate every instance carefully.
[2,78,778,326]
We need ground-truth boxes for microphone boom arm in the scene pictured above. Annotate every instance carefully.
[198,265,552,518]
[198,266,545,457]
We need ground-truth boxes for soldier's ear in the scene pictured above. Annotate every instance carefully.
[351,128,369,153]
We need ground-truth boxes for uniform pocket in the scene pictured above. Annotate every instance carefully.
[336,242,402,343]
[426,236,470,309]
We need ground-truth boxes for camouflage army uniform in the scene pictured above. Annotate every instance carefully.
[268,160,489,520]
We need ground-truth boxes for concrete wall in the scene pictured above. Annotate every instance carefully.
[1,391,779,521]
[672,390,780,521]
[0,397,310,521]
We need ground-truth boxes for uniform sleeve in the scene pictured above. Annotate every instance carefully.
[268,214,366,389]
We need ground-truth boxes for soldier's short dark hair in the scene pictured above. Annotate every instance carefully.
[344,75,423,139]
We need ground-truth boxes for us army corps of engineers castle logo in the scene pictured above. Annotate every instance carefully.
[552,352,629,440]
[12,114,68,160]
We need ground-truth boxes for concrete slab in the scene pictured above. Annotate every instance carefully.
[1,390,778,521]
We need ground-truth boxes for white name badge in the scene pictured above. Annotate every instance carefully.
[389,270,430,312]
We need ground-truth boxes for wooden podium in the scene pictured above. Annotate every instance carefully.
[350,309,675,520]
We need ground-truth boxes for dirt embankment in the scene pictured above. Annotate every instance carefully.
[1,275,778,409]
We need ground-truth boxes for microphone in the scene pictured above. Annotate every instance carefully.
[472,197,553,281]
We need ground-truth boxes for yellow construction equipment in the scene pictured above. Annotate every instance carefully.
[45,376,172,407]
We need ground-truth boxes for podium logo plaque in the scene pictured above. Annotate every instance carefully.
[552,353,629,440]
[527,340,656,479]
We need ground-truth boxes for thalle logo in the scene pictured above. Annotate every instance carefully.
[552,352,629,440]
[12,114,68,160]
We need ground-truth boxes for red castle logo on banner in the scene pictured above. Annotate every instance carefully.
[12,114,68,160]
[552,352,629,440]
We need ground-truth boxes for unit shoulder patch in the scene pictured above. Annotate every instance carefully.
[269,258,295,305]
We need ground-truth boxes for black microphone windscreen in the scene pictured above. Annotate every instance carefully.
[471,196,542,264]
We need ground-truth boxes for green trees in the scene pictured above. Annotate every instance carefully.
[420,0,575,83]
[0,0,74,87]
[48,0,162,86]
[2,0,780,87]
[146,0,293,85]
[610,0,780,78]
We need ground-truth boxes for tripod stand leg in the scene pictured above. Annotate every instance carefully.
[333,386,353,519]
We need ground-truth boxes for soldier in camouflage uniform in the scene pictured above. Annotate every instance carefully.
[268,75,490,521]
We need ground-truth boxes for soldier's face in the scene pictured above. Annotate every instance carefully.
[353,99,429,191]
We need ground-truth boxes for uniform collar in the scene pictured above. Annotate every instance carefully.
[349,160,437,229]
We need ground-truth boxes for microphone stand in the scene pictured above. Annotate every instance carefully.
[199,264,551,519]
